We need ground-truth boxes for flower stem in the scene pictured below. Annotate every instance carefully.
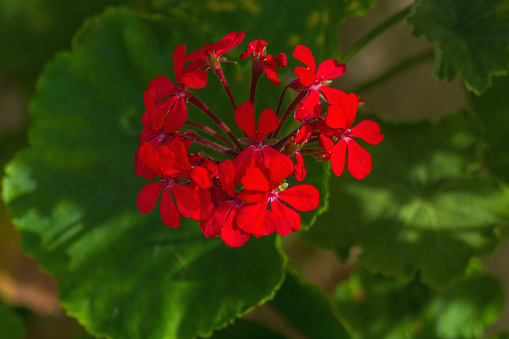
[215,67,238,110]
[353,49,434,93]
[184,120,235,148]
[272,90,308,139]
[250,73,260,104]
[188,94,243,151]
[193,135,239,158]
[273,125,301,151]
[275,85,290,117]
[341,5,411,64]
[299,147,323,155]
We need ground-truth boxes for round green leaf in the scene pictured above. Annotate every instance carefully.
[211,320,285,339]
[303,112,509,288]
[270,269,352,338]
[2,7,286,339]
[408,0,509,94]
[335,261,504,339]
[470,75,509,182]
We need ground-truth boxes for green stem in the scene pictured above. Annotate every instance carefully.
[341,5,411,64]
[353,49,434,93]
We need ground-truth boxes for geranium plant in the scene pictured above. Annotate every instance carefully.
[1,1,509,338]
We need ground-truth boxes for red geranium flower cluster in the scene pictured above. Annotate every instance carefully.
[135,32,383,247]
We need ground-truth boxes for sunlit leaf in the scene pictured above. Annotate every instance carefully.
[303,112,509,288]
[2,8,286,339]
[336,261,504,339]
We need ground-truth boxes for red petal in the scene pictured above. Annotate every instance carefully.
[149,76,176,101]
[190,166,212,189]
[143,88,155,123]
[316,59,345,81]
[330,138,347,176]
[221,212,250,247]
[262,65,280,85]
[271,199,301,235]
[155,144,175,176]
[277,184,319,212]
[241,167,270,192]
[216,32,245,57]
[218,160,237,198]
[164,97,187,133]
[342,93,359,129]
[200,203,231,238]
[268,154,294,188]
[319,86,347,106]
[346,139,372,180]
[186,49,203,63]
[350,120,384,145]
[235,101,257,140]
[320,135,335,153]
[160,186,181,228]
[138,142,166,177]
[165,137,192,177]
[256,108,279,139]
[256,210,276,237]
[190,182,214,220]
[293,123,313,144]
[233,147,255,185]
[236,189,267,203]
[261,146,291,171]
[173,44,187,83]
[295,90,321,123]
[135,149,157,180]
[180,68,208,89]
[137,181,164,214]
[172,183,212,221]
[293,45,316,74]
[325,105,348,129]
[294,66,316,87]
[293,152,307,181]
[237,201,269,235]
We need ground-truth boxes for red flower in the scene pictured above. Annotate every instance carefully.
[240,40,287,85]
[136,139,213,228]
[238,156,320,236]
[200,160,263,247]
[187,32,245,70]
[233,100,292,183]
[293,152,307,181]
[148,44,207,133]
[292,45,346,123]
[323,92,384,179]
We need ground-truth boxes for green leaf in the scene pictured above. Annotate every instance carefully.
[152,0,378,59]
[2,7,286,339]
[0,131,27,177]
[470,75,509,182]
[269,269,352,338]
[335,261,504,339]
[407,0,509,94]
[0,302,24,339]
[303,112,509,288]
[211,320,285,339]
